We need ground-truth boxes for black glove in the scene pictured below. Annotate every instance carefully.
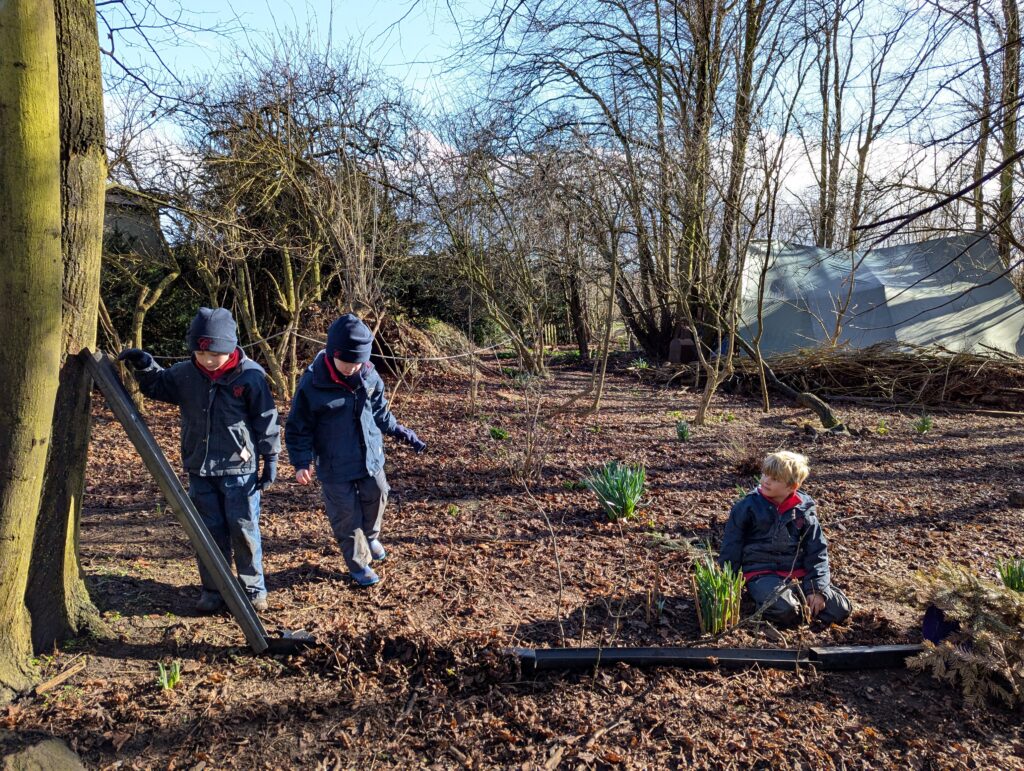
[394,424,427,454]
[117,348,154,370]
[256,456,277,491]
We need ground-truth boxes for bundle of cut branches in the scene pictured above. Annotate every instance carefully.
[654,343,1024,410]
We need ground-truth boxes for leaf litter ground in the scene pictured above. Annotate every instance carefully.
[8,363,1024,769]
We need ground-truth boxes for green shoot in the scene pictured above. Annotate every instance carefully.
[488,426,510,440]
[583,461,646,521]
[998,558,1024,592]
[914,414,934,434]
[692,554,744,635]
[676,420,692,442]
[157,661,181,690]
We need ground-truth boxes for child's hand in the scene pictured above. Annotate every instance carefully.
[296,467,314,485]
[807,592,826,617]
[117,348,154,370]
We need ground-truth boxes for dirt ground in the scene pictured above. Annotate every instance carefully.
[7,360,1024,769]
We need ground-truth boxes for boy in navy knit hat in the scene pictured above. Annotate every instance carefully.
[286,313,426,587]
[119,307,281,613]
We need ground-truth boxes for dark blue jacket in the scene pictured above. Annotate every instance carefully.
[718,490,832,592]
[285,352,401,483]
[133,350,281,477]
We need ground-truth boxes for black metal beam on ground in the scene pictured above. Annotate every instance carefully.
[513,644,924,674]
[84,350,315,656]
[808,645,924,670]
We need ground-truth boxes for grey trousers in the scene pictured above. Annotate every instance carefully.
[320,471,389,572]
[746,574,852,626]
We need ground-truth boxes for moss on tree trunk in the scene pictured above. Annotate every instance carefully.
[26,0,106,650]
[0,0,63,698]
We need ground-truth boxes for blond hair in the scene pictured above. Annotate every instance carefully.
[761,451,809,487]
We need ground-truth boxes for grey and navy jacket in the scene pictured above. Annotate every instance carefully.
[285,351,403,483]
[133,350,281,477]
[717,489,832,592]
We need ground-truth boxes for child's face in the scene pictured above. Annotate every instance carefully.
[759,473,798,502]
[194,350,231,371]
[333,357,362,376]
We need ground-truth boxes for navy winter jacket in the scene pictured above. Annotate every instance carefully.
[717,490,832,592]
[133,351,281,477]
[285,352,402,483]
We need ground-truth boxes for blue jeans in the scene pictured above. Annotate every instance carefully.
[188,472,266,598]
[321,471,389,573]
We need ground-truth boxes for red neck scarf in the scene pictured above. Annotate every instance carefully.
[195,348,241,381]
[323,354,363,391]
[758,487,801,515]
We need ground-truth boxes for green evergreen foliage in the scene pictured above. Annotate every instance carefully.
[898,561,1024,708]
[583,461,646,521]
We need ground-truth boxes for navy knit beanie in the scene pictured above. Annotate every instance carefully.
[187,307,238,354]
[327,314,373,363]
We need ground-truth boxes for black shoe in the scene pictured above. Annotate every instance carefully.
[195,591,225,614]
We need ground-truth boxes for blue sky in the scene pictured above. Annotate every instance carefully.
[105,0,489,105]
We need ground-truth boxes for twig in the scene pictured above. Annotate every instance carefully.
[35,658,87,695]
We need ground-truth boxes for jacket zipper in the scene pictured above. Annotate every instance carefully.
[201,385,214,473]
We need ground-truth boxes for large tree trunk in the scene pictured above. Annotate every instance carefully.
[26,0,106,650]
[0,0,63,697]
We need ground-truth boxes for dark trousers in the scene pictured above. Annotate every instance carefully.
[746,574,852,626]
[188,472,265,598]
[320,471,389,573]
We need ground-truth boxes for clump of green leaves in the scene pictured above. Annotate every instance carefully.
[157,661,181,690]
[584,461,646,521]
[561,479,588,491]
[676,420,692,442]
[734,484,749,502]
[875,418,890,436]
[693,554,744,634]
[998,558,1024,592]
[667,410,684,420]
[630,357,650,370]
[913,414,934,434]
[721,411,737,423]
[446,504,460,517]
[488,426,510,440]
